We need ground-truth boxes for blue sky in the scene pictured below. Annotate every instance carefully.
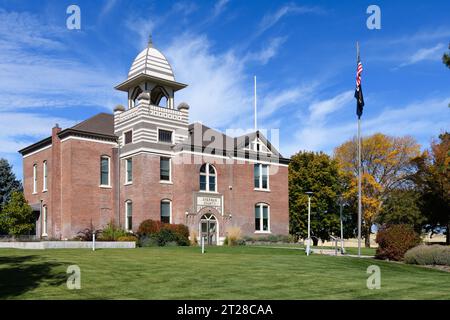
[0,0,449,181]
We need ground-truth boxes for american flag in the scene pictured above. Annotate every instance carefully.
[354,54,365,118]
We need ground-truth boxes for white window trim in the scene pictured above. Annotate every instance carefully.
[100,156,111,188]
[157,127,174,144]
[42,205,48,237]
[199,163,217,193]
[255,203,271,233]
[160,199,172,223]
[42,161,48,192]
[125,201,133,231]
[33,164,37,194]
[159,157,172,183]
[125,158,133,185]
[254,163,270,191]
[123,129,133,146]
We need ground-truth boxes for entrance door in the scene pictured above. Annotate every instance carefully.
[200,213,217,245]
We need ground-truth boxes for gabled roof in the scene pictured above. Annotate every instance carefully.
[174,122,289,164]
[19,113,117,156]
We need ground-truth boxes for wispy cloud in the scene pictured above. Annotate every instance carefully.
[244,36,288,65]
[282,95,450,156]
[257,4,324,36]
[398,43,445,68]
[212,0,230,18]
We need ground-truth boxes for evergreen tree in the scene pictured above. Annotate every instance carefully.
[0,191,34,236]
[0,158,22,208]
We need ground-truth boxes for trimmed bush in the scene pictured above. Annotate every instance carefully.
[138,219,162,235]
[190,230,198,246]
[117,235,138,242]
[404,245,450,266]
[137,219,189,246]
[375,224,421,261]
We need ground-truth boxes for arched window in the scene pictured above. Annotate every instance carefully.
[255,203,270,232]
[125,200,133,231]
[151,86,169,107]
[160,199,172,223]
[199,163,216,192]
[130,86,143,108]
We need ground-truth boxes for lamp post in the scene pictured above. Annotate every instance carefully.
[305,191,313,256]
[339,196,345,254]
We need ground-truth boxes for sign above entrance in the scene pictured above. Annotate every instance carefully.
[195,193,223,215]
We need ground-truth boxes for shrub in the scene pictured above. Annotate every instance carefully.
[137,219,190,246]
[404,245,450,266]
[190,230,198,246]
[226,227,242,246]
[76,223,101,241]
[375,224,421,261]
[99,222,128,241]
[117,235,138,242]
[137,219,162,235]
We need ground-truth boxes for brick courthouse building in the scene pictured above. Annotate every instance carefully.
[19,40,290,245]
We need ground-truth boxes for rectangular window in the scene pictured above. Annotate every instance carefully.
[262,205,269,231]
[126,158,132,183]
[199,175,207,191]
[158,129,172,143]
[255,205,261,231]
[124,130,133,145]
[161,201,171,224]
[160,157,170,181]
[100,157,110,186]
[33,164,37,194]
[42,205,48,236]
[254,164,269,190]
[254,164,260,188]
[126,202,132,231]
[43,161,47,191]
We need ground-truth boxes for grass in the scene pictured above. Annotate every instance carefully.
[0,246,449,300]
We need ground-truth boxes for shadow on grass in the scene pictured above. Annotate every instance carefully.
[0,255,67,299]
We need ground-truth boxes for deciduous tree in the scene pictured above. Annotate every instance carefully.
[410,132,450,244]
[334,133,421,247]
[289,151,348,245]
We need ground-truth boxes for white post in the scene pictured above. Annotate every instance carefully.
[340,200,345,254]
[307,196,311,256]
[356,41,362,258]
[92,232,95,251]
[201,236,205,254]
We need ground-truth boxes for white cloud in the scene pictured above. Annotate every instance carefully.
[398,43,445,67]
[281,95,450,157]
[244,36,287,65]
[257,4,324,36]
[212,0,229,18]
[164,34,253,128]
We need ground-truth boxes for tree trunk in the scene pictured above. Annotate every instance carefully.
[447,222,450,245]
[312,238,319,246]
[364,226,371,248]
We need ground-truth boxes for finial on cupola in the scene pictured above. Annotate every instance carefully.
[148,34,153,48]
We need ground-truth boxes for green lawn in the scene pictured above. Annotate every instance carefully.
[0,246,449,300]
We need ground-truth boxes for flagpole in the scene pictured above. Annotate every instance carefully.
[254,75,257,131]
[356,41,362,258]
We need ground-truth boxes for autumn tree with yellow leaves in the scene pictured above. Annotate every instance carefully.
[334,133,421,247]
